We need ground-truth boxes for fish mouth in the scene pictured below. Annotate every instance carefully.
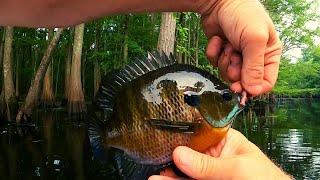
[213,103,243,128]
[206,94,244,128]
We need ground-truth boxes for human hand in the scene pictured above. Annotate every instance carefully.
[149,128,291,180]
[199,0,282,96]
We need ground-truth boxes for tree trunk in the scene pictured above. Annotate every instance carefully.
[94,23,101,97]
[150,13,156,38]
[93,59,101,97]
[82,50,86,96]
[41,30,55,106]
[15,54,19,97]
[157,13,176,56]
[68,24,86,115]
[194,18,200,66]
[176,13,185,64]
[0,30,5,91]
[16,28,64,123]
[186,16,191,65]
[54,57,61,98]
[0,29,3,120]
[123,15,129,63]
[41,63,54,106]
[64,30,73,101]
[1,26,17,122]
[0,86,4,121]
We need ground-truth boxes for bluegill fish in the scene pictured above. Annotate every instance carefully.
[88,51,243,179]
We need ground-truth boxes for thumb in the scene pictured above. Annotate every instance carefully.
[172,146,236,179]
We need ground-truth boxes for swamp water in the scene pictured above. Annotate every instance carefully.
[0,98,319,179]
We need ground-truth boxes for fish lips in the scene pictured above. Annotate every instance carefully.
[203,94,244,128]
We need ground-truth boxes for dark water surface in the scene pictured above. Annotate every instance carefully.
[0,99,319,179]
[233,98,320,179]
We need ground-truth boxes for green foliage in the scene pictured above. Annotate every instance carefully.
[84,14,160,73]
[273,88,320,97]
[303,45,320,62]
[263,0,319,54]
[274,58,320,97]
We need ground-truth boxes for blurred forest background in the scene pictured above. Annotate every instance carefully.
[0,0,319,122]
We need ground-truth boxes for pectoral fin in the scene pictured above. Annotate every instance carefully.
[148,119,201,133]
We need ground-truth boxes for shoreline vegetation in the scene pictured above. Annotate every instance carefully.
[272,88,320,98]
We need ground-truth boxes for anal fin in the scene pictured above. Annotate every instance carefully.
[112,148,170,180]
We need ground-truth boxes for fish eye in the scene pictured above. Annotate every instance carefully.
[184,91,200,107]
[221,89,233,101]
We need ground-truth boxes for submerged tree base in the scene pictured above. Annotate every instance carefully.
[68,101,86,116]
[40,100,56,109]
[0,98,18,122]
[16,106,33,123]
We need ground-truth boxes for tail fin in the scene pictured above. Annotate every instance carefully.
[87,108,108,162]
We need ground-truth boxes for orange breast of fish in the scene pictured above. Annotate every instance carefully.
[187,120,229,152]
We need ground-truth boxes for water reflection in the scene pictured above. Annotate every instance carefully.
[0,109,115,179]
[0,99,319,179]
[233,98,320,179]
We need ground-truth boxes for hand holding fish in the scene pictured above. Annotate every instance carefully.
[149,128,291,180]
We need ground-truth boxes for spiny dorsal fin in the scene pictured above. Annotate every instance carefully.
[95,51,176,113]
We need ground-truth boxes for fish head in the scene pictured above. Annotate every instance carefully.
[182,73,243,128]
[140,66,243,128]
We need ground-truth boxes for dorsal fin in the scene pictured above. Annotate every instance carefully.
[94,51,176,114]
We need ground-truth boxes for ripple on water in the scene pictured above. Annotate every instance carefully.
[274,128,320,178]
[234,99,320,179]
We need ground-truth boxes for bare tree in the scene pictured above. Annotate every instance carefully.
[0,26,17,121]
[64,29,74,101]
[94,23,101,97]
[16,28,64,123]
[157,13,176,56]
[41,29,55,106]
[67,23,86,114]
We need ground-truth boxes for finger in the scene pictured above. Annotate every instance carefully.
[217,44,233,82]
[230,81,242,93]
[219,128,252,157]
[206,36,223,67]
[260,41,282,93]
[241,30,268,96]
[260,59,279,93]
[227,53,242,82]
[173,146,236,179]
[148,175,177,180]
[201,19,224,38]
[205,136,226,157]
